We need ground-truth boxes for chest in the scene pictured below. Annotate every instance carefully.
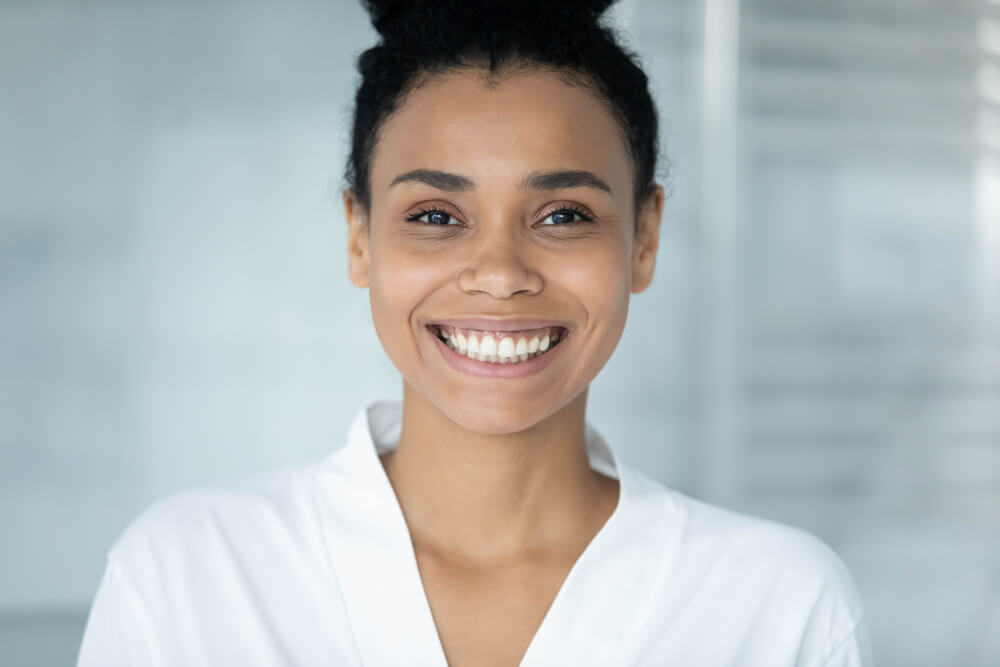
[414,549,577,667]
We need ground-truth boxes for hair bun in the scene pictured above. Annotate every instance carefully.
[360,0,408,37]
[361,0,618,40]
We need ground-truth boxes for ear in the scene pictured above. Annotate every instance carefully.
[630,185,664,294]
[343,189,371,288]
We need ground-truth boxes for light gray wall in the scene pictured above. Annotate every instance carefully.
[2,1,998,665]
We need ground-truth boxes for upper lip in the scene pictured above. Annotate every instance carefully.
[426,317,570,332]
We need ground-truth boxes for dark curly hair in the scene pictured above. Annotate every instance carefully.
[346,0,660,217]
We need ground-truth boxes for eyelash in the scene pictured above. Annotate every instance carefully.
[403,206,595,226]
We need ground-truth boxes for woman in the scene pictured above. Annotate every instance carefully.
[78,0,872,665]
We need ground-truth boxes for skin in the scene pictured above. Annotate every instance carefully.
[343,67,663,666]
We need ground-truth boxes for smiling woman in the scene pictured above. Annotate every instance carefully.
[77,1,871,666]
[348,66,654,443]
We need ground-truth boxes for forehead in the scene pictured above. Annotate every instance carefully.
[369,68,632,195]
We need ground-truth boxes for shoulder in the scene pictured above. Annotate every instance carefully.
[107,464,323,574]
[620,469,870,663]
[624,468,859,600]
[82,461,362,664]
[680,491,860,604]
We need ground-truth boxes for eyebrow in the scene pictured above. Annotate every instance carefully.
[389,169,475,192]
[520,170,613,195]
[388,168,613,195]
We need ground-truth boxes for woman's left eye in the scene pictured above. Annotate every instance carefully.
[539,208,594,225]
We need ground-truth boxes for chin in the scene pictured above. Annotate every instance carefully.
[435,391,573,436]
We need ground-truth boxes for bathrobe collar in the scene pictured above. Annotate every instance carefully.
[314,401,664,666]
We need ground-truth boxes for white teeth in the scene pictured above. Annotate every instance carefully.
[515,338,528,356]
[437,325,564,365]
[498,336,516,361]
[480,334,497,357]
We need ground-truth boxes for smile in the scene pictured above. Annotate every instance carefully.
[430,325,565,364]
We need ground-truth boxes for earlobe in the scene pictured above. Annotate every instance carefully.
[343,189,371,288]
[630,185,664,294]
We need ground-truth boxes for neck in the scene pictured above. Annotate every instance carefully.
[382,383,617,563]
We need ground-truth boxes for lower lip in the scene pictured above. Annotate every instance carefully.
[430,328,566,379]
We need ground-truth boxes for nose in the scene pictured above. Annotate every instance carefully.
[457,232,543,299]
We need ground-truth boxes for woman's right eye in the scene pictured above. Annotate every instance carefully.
[406,209,458,226]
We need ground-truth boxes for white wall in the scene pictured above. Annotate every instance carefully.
[1,0,392,609]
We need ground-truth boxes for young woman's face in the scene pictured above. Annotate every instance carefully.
[346,68,661,435]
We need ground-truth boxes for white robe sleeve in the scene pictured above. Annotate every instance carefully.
[77,557,161,667]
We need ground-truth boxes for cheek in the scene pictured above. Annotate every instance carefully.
[367,237,447,350]
[562,238,632,322]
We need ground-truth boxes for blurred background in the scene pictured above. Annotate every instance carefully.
[2,0,998,664]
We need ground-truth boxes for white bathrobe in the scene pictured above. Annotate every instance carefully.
[78,401,872,666]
